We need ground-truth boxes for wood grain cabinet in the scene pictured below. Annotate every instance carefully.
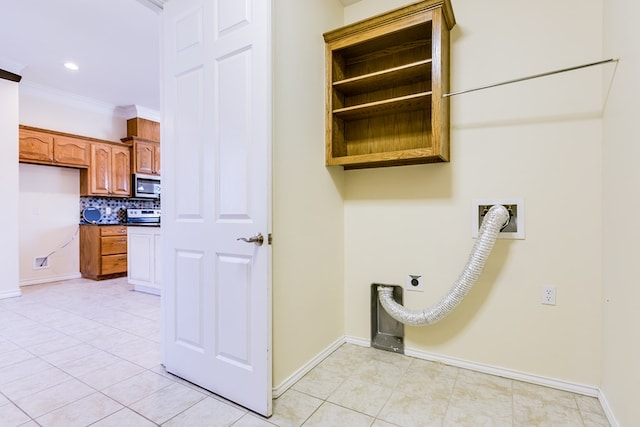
[128,138,161,176]
[80,142,131,197]
[323,0,455,169]
[80,225,128,280]
[19,126,90,168]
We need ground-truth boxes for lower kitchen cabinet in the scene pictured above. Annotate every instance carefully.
[127,226,162,295]
[80,225,128,280]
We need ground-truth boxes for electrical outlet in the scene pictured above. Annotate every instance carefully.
[406,275,424,292]
[541,285,556,305]
[106,207,112,215]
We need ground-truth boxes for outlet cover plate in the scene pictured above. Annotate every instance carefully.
[472,198,525,239]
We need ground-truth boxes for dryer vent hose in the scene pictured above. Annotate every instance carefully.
[377,205,509,326]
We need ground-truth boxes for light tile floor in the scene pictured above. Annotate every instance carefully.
[0,278,610,426]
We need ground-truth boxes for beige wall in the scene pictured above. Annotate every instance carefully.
[602,0,640,424]
[343,0,604,386]
[271,0,345,388]
[18,164,80,284]
[19,88,126,141]
[17,91,128,285]
[0,78,20,299]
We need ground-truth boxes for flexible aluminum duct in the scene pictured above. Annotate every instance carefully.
[378,205,510,326]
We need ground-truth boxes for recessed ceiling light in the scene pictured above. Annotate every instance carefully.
[64,62,79,71]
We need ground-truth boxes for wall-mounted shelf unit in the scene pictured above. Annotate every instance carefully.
[323,0,455,169]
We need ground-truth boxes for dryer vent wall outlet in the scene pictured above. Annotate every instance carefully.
[472,198,525,239]
[406,275,424,291]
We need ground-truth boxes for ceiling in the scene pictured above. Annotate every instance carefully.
[0,0,162,114]
[0,0,360,117]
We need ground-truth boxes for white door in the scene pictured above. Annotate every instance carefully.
[161,0,272,417]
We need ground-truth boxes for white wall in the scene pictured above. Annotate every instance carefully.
[343,0,604,387]
[602,0,640,424]
[0,77,20,299]
[18,164,80,285]
[271,0,345,389]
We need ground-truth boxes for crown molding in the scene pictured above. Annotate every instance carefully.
[19,82,160,122]
[20,81,120,116]
[115,104,161,122]
[136,0,167,13]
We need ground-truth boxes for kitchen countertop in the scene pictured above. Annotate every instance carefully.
[79,222,161,227]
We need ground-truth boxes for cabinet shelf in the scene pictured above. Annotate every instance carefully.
[333,91,432,121]
[323,0,455,169]
[333,59,432,96]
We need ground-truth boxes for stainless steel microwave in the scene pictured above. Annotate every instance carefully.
[133,173,161,199]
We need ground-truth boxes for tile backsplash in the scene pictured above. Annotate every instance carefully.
[80,196,160,224]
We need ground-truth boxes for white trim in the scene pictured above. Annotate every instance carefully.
[345,335,370,348]
[19,273,82,287]
[272,335,617,425]
[20,82,120,117]
[272,336,344,398]
[598,390,620,427]
[115,104,161,122]
[136,0,166,13]
[0,288,22,300]
[404,346,599,396]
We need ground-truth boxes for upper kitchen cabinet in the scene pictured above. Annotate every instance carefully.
[19,126,90,168]
[323,0,455,169]
[125,138,161,176]
[80,142,132,197]
[122,117,161,176]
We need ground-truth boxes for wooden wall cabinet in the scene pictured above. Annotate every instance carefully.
[19,126,90,168]
[80,225,128,280]
[125,137,161,176]
[80,142,132,197]
[323,0,455,169]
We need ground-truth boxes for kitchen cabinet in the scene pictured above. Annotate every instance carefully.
[19,126,90,168]
[126,137,161,176]
[80,225,128,280]
[323,0,455,169]
[127,226,162,295]
[80,142,131,197]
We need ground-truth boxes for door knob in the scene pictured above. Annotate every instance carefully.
[237,233,264,246]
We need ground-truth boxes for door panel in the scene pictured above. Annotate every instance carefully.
[217,49,250,220]
[163,0,272,416]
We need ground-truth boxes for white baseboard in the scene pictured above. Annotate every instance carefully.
[597,390,619,427]
[404,346,599,397]
[19,273,82,287]
[272,336,344,398]
[0,288,22,300]
[273,336,617,426]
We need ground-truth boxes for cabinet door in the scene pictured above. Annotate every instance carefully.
[54,136,90,167]
[111,145,131,196]
[134,141,155,175]
[90,143,112,195]
[19,129,54,163]
[153,143,161,175]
